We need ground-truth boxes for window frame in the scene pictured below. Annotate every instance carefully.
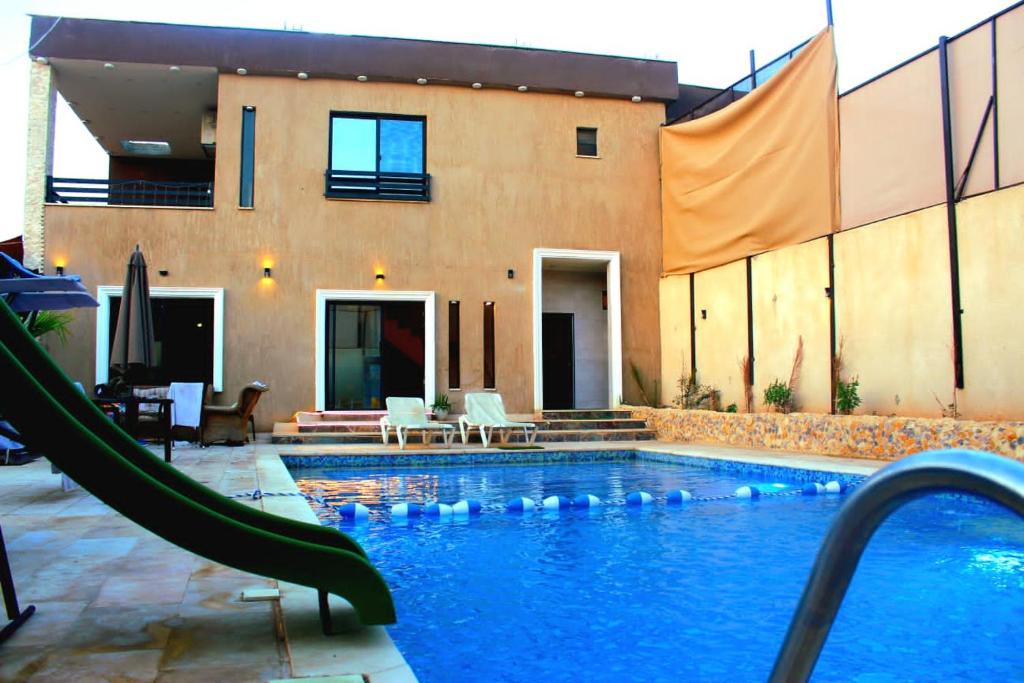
[576,126,599,158]
[328,111,428,175]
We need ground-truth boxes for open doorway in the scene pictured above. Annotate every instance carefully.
[533,249,622,411]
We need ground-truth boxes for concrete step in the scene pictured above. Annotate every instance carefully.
[527,429,656,443]
[541,418,648,431]
[272,425,656,445]
[540,409,636,420]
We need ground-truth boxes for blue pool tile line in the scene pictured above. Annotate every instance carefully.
[281,449,867,487]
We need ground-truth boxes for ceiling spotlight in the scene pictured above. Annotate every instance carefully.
[298,72,309,80]
[574,91,584,98]
[169,65,181,72]
[103,62,115,70]
[517,85,528,92]
[356,75,368,82]
[35,56,48,65]
[631,95,642,103]
[471,82,482,89]
[236,67,248,76]
[416,77,428,85]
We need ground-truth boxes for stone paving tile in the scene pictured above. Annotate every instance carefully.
[25,649,164,682]
[157,610,288,673]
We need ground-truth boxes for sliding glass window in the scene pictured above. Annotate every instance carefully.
[239,106,256,208]
[326,112,430,201]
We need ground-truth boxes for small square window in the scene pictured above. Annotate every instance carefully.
[576,127,598,157]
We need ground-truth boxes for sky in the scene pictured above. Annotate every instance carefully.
[0,0,1012,241]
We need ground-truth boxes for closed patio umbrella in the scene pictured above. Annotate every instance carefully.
[109,246,155,384]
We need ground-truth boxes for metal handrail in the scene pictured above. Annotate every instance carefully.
[770,449,1024,681]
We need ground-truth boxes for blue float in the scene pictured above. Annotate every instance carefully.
[626,491,654,506]
[338,502,370,521]
[453,499,483,516]
[824,481,847,494]
[802,482,826,496]
[666,489,693,504]
[506,497,535,513]
[734,486,760,499]
[391,502,423,518]
[542,495,572,510]
[424,502,454,519]
[572,494,601,509]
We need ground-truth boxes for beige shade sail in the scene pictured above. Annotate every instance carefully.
[661,27,840,276]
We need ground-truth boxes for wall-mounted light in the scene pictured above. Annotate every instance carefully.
[602,289,607,311]
[631,95,642,103]
[701,309,707,320]
[416,77,428,85]
[517,85,528,92]
[574,91,585,98]
[824,286,832,299]
[158,269,169,277]
[507,269,515,279]
[236,67,248,76]
[263,266,272,279]
[103,62,115,70]
[297,72,309,80]
[375,272,386,282]
[471,82,483,89]
[169,65,181,73]
[356,75,368,82]
[55,265,64,276]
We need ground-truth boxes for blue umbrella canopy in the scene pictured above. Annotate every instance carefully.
[109,246,155,375]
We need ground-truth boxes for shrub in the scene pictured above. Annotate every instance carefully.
[835,378,861,415]
[674,373,718,410]
[763,379,793,413]
[725,403,738,413]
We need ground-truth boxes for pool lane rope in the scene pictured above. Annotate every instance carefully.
[304,478,857,524]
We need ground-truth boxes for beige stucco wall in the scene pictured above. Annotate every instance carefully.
[42,76,665,427]
[997,5,1024,187]
[692,260,747,409]
[956,184,1024,420]
[834,204,956,417]
[658,275,691,407]
[751,238,831,413]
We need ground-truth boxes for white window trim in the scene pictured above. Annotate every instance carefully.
[532,248,622,411]
[315,289,436,411]
[95,286,225,392]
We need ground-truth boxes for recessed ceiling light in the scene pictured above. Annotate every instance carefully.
[517,85,528,92]
[416,77,428,85]
[35,56,48,65]
[169,65,181,72]
[103,62,115,70]
[236,67,248,76]
[574,91,585,98]
[356,75,368,82]
[121,139,172,155]
[298,72,309,79]
[631,95,642,103]
[471,82,482,89]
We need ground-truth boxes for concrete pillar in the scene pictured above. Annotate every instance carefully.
[22,60,56,272]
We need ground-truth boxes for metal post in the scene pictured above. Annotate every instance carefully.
[938,36,965,389]
[746,257,754,387]
[825,0,834,27]
[0,522,36,645]
[991,19,1000,189]
[827,234,837,414]
[689,273,697,376]
[749,49,757,88]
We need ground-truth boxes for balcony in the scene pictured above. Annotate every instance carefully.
[46,177,214,208]
[324,170,431,202]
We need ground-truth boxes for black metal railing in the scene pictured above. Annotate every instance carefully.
[46,177,214,208]
[668,37,811,125]
[324,170,431,202]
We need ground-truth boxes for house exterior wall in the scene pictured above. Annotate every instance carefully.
[42,76,664,427]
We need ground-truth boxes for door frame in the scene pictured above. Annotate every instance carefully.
[95,285,225,391]
[315,289,435,411]
[532,248,621,411]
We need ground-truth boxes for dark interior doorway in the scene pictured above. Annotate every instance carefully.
[542,312,575,409]
[108,296,214,385]
[325,301,425,410]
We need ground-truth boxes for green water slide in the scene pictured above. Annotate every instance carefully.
[0,301,395,628]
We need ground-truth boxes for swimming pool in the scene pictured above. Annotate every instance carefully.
[287,452,1024,681]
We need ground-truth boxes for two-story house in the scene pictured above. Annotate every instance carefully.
[23,15,678,427]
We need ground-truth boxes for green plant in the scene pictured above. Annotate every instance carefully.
[430,393,451,412]
[836,378,861,415]
[674,372,719,410]
[763,379,793,413]
[725,403,738,413]
[26,311,73,345]
[629,362,659,407]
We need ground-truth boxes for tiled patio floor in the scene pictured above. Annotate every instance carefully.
[0,442,414,683]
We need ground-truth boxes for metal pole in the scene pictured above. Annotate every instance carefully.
[825,0,834,27]
[938,36,965,389]
[770,450,1024,681]
[749,49,757,88]
[689,273,696,377]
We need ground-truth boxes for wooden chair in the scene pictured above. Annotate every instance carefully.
[201,381,268,445]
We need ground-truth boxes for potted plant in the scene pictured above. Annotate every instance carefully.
[431,393,451,420]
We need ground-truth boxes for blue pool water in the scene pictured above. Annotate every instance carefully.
[290,455,1024,681]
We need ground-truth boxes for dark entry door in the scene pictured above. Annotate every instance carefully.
[325,301,425,410]
[542,312,574,409]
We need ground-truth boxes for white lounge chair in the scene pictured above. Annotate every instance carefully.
[380,397,455,450]
[459,392,538,447]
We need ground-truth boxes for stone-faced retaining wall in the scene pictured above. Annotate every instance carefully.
[628,407,1024,461]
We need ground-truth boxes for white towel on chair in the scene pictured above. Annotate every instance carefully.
[168,382,204,428]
